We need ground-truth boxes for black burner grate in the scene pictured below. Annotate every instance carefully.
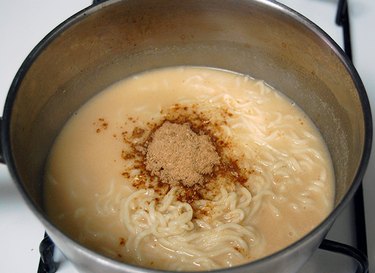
[38,233,57,273]
[336,0,368,260]
[37,0,369,272]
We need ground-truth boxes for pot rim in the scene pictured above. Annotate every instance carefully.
[1,0,372,272]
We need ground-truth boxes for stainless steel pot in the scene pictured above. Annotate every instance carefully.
[0,0,372,272]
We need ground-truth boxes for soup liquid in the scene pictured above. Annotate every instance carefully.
[44,66,334,271]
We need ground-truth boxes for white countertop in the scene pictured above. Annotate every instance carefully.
[0,1,374,272]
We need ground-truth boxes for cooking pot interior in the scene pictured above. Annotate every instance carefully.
[8,0,366,224]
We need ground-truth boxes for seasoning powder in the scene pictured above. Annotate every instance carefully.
[145,121,220,187]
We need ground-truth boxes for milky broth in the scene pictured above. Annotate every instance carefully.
[44,66,334,271]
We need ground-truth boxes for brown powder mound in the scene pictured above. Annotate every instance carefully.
[145,121,220,187]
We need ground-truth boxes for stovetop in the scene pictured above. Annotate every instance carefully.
[0,1,374,273]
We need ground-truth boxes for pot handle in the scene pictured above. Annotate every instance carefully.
[319,239,369,273]
[92,0,109,4]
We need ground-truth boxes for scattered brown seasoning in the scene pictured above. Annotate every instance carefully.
[119,237,126,247]
[115,237,127,260]
[93,117,109,133]
[132,127,145,138]
[117,103,251,216]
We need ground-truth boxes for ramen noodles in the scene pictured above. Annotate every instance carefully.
[44,66,334,271]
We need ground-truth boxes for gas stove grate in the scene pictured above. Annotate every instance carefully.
[37,0,369,272]
[336,0,368,262]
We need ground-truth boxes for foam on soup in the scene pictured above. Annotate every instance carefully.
[44,66,334,271]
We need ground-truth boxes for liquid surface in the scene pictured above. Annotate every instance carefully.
[44,66,334,271]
